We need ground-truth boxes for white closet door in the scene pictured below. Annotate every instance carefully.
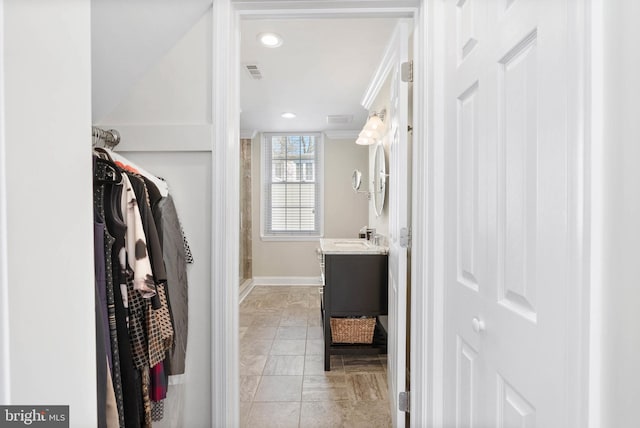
[442,0,574,426]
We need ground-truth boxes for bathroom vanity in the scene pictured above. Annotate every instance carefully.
[318,239,388,371]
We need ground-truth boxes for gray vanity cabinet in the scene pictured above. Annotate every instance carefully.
[321,253,388,371]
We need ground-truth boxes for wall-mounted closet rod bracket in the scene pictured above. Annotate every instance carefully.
[92,126,120,149]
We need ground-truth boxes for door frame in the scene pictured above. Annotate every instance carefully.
[361,19,411,427]
[424,0,592,426]
[0,0,10,406]
[212,0,428,426]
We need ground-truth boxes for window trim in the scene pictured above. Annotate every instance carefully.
[260,132,324,241]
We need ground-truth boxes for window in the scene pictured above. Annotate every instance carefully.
[262,133,323,239]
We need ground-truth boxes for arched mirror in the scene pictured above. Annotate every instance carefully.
[373,143,386,216]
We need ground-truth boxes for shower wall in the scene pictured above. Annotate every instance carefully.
[240,138,253,283]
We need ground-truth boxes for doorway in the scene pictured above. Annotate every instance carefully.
[230,1,414,426]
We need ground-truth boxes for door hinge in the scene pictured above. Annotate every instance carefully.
[399,391,410,412]
[400,227,411,249]
[401,61,413,83]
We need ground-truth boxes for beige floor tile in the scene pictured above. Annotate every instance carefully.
[307,312,323,326]
[343,400,392,427]
[302,374,355,401]
[251,312,283,327]
[239,400,252,428]
[299,401,351,427]
[240,286,391,426]
[256,297,289,310]
[248,286,276,295]
[286,293,310,309]
[307,326,324,340]
[282,307,309,317]
[239,300,262,311]
[308,295,321,309]
[240,338,273,355]
[243,326,278,340]
[239,313,254,327]
[304,355,344,375]
[239,326,249,339]
[240,376,261,402]
[263,355,305,375]
[303,355,325,375]
[279,307,309,326]
[378,354,388,369]
[280,314,309,327]
[246,402,301,428]
[342,355,385,372]
[270,339,306,356]
[240,354,268,376]
[254,375,303,402]
[276,326,308,340]
[305,339,324,356]
[347,372,388,401]
[301,400,392,428]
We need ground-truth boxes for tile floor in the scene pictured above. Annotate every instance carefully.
[239,285,392,428]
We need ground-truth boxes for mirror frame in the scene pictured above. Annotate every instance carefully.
[352,169,363,192]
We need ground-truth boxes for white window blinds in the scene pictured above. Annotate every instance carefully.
[262,133,323,238]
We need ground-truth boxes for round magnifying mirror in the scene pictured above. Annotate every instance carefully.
[351,169,363,192]
[374,144,387,217]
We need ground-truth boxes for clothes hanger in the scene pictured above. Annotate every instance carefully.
[93,146,114,162]
[93,156,122,185]
[108,150,170,197]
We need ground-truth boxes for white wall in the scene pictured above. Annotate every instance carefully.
[91,0,211,121]
[99,7,212,126]
[251,134,369,278]
[1,0,97,425]
[120,152,211,427]
[97,8,214,427]
[597,1,640,427]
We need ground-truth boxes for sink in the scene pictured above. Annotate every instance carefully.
[319,238,387,255]
[333,240,370,248]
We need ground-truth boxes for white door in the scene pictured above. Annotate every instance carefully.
[385,21,410,428]
[443,0,575,426]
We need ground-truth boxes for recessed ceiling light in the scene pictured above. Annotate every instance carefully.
[281,112,296,119]
[258,32,283,48]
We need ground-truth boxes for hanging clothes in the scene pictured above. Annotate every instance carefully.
[92,147,191,428]
[153,194,189,375]
[94,157,127,428]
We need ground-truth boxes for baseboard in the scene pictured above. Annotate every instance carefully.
[252,276,322,286]
[239,278,255,303]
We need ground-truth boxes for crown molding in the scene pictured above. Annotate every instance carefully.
[239,129,258,139]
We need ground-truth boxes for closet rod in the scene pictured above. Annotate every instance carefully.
[92,126,120,149]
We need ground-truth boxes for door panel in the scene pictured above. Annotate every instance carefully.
[497,376,536,428]
[386,21,410,428]
[444,0,571,426]
[497,29,539,323]
[457,80,481,294]
[455,336,478,428]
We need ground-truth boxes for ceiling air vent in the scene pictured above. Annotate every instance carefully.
[326,115,353,125]
[244,64,262,80]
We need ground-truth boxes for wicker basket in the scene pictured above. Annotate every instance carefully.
[330,317,376,344]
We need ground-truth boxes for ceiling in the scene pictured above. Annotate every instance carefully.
[91,0,211,122]
[91,2,398,132]
[240,18,398,135]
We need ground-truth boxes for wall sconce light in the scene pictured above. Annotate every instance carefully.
[355,110,386,145]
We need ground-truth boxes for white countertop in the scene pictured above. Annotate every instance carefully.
[319,238,388,255]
